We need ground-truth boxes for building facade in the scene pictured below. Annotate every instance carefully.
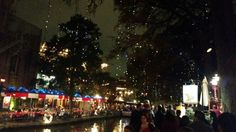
[0,11,41,88]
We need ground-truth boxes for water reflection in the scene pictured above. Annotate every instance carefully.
[14,118,129,132]
[43,129,51,132]
[91,123,99,132]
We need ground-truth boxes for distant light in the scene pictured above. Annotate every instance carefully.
[20,97,27,100]
[101,83,109,86]
[116,87,127,90]
[101,63,108,69]
[211,74,220,85]
[82,62,87,71]
[207,48,212,53]
[0,78,6,82]
[94,94,102,99]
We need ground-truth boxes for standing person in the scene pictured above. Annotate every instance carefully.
[161,112,179,132]
[142,101,155,122]
[130,103,142,131]
[210,111,218,132]
[179,115,191,127]
[217,112,236,132]
[178,116,193,132]
[139,113,158,132]
[189,110,214,132]
[178,127,194,132]
[154,105,165,130]
[167,105,176,116]
[176,110,182,124]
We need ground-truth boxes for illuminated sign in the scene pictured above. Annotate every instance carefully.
[183,85,198,104]
[36,73,55,89]
[2,96,11,109]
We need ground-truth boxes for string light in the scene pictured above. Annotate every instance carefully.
[39,0,52,56]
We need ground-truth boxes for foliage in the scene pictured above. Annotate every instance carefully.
[40,14,103,97]
[111,0,215,101]
[62,0,104,14]
[61,0,217,102]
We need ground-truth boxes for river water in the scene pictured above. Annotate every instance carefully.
[9,118,130,132]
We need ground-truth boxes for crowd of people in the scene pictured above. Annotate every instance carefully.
[125,103,236,132]
[0,104,118,122]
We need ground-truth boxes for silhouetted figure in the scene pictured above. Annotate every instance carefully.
[180,116,191,127]
[176,110,182,124]
[167,105,175,116]
[154,105,165,130]
[161,112,179,132]
[178,127,194,132]
[176,110,181,117]
[130,103,142,131]
[189,110,214,132]
[210,111,218,132]
[142,102,155,122]
[217,112,236,132]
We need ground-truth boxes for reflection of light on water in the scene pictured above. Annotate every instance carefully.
[43,114,53,124]
[119,120,122,132]
[113,119,128,132]
[91,123,99,132]
[43,129,51,132]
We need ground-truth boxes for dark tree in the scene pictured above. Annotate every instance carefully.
[40,14,103,112]
[110,0,215,102]
[62,0,104,14]
[92,72,117,97]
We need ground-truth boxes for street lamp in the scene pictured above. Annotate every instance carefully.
[101,63,108,69]
[0,78,5,92]
[211,74,220,86]
[0,78,6,83]
[207,48,213,53]
[210,74,220,104]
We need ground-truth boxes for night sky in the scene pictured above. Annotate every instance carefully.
[14,0,127,77]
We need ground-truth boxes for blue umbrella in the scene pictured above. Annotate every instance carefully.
[52,89,60,95]
[74,92,82,98]
[38,88,46,94]
[30,89,39,93]
[84,95,91,98]
[7,86,16,92]
[17,87,29,92]
[46,89,54,95]
[58,90,65,95]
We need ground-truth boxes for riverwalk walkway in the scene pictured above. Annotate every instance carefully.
[0,114,121,130]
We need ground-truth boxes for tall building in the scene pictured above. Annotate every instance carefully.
[0,1,41,88]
